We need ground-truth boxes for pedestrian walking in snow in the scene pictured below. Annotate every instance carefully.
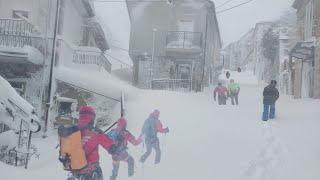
[214,83,229,105]
[226,71,231,79]
[140,110,169,164]
[59,106,116,180]
[228,79,240,105]
[262,80,279,121]
[107,117,142,180]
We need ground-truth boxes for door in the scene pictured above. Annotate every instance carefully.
[301,61,313,98]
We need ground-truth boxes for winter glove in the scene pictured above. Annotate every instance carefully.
[108,144,118,155]
[164,127,169,133]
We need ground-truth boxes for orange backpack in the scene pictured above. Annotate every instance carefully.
[58,125,87,171]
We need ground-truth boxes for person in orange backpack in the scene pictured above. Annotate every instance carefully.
[67,105,116,180]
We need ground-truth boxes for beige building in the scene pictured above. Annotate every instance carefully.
[290,0,320,98]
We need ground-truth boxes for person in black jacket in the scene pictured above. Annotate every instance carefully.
[262,80,279,121]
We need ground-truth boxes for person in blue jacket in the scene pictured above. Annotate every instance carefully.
[262,80,280,121]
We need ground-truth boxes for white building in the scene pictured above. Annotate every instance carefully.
[0,0,112,127]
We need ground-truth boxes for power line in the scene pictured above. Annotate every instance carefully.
[217,0,256,14]
[111,45,130,52]
[216,0,237,9]
[94,0,167,2]
[104,53,132,67]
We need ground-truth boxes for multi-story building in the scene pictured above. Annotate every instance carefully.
[252,22,273,82]
[0,0,112,126]
[0,0,55,120]
[223,29,254,71]
[290,0,320,98]
[126,0,222,91]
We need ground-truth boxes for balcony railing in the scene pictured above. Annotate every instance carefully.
[0,18,43,50]
[152,78,192,91]
[0,18,36,36]
[166,31,202,49]
[73,49,111,72]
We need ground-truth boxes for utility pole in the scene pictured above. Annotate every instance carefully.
[150,28,157,89]
[201,12,209,91]
[43,0,61,137]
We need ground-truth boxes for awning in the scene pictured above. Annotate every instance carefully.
[290,41,315,66]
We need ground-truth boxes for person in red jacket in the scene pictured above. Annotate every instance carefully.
[108,117,142,180]
[140,109,169,164]
[73,105,115,180]
[214,82,229,105]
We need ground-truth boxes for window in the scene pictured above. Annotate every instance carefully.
[178,20,194,32]
[12,10,29,19]
[304,0,314,41]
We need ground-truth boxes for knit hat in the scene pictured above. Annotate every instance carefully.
[150,109,160,119]
[78,106,96,129]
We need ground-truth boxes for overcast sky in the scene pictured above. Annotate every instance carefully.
[214,0,295,46]
[95,0,295,67]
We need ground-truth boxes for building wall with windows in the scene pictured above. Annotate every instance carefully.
[127,0,221,91]
[0,0,112,125]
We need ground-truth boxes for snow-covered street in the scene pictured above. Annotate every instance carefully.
[2,71,320,180]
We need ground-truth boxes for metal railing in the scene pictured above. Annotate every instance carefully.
[73,49,112,72]
[0,18,35,36]
[0,18,43,50]
[166,31,202,49]
[59,39,111,72]
[152,79,192,91]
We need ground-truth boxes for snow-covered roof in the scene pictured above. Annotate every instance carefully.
[55,67,137,101]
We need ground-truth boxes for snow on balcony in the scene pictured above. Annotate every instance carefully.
[0,18,44,65]
[59,40,111,72]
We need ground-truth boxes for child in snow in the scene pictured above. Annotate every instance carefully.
[140,110,169,164]
[262,80,279,121]
[108,117,142,180]
[72,105,116,180]
[214,83,229,105]
[228,79,240,105]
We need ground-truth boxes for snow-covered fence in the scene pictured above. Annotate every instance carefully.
[166,31,202,49]
[0,18,35,36]
[152,78,192,92]
[0,18,44,51]
[58,39,111,72]
[73,48,111,72]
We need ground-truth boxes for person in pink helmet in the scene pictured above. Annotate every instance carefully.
[108,117,142,180]
[72,105,116,180]
[140,110,169,164]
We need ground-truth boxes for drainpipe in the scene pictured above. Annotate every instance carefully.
[43,0,61,137]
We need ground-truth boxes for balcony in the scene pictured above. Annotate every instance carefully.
[151,78,192,92]
[59,40,111,72]
[73,47,111,72]
[166,31,202,55]
[0,18,44,65]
